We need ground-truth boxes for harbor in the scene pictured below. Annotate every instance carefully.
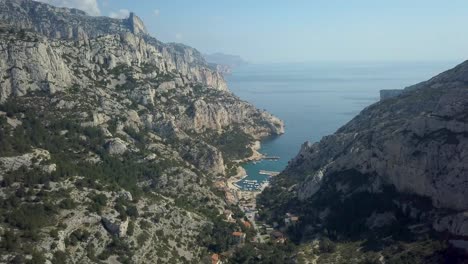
[234,177,270,192]
[234,154,282,191]
[216,147,287,243]
[235,168,280,192]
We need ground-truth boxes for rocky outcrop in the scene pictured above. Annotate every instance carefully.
[105,138,128,155]
[184,98,284,137]
[101,216,129,237]
[434,212,468,237]
[0,149,55,177]
[380,89,403,100]
[0,34,73,101]
[127,12,147,35]
[178,139,225,175]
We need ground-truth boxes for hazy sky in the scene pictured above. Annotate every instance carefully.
[37,0,468,63]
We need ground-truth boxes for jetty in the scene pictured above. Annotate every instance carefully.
[259,170,280,176]
[263,156,280,160]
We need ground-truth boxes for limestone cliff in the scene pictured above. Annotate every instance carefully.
[0,0,228,94]
[0,0,284,262]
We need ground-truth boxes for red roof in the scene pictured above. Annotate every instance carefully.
[232,231,244,237]
[242,220,252,228]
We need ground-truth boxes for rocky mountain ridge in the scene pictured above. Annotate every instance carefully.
[0,0,283,263]
[0,0,147,39]
[288,61,468,210]
[0,0,232,101]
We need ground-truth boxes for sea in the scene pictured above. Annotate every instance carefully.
[225,61,456,191]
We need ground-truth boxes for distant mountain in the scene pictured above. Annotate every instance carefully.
[204,53,248,74]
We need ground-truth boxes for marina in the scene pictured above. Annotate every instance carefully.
[234,154,282,191]
[236,170,277,191]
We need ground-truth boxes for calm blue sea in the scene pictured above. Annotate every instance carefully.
[225,61,456,190]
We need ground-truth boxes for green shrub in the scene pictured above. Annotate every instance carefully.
[7,204,54,231]
[1,229,19,251]
[319,238,337,253]
[126,205,139,218]
[28,250,46,264]
[137,232,150,246]
[88,193,108,213]
[59,198,76,209]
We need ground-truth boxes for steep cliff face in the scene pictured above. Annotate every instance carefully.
[0,0,228,93]
[286,62,468,211]
[0,1,285,171]
[0,1,283,262]
[184,97,284,137]
[0,1,285,143]
[0,30,227,102]
[259,61,468,260]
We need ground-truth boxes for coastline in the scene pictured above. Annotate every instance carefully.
[232,140,265,164]
[223,133,282,210]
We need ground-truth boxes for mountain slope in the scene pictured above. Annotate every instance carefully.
[259,61,468,263]
[0,0,283,263]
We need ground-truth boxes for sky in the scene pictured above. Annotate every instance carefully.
[36,0,468,63]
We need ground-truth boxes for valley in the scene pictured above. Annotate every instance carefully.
[0,1,467,263]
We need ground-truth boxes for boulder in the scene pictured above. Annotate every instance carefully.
[101,217,129,237]
[105,138,128,155]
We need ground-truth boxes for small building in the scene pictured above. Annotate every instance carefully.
[242,220,252,229]
[285,213,299,226]
[211,253,222,264]
[232,231,246,244]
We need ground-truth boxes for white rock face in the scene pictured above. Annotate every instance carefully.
[182,98,284,138]
[0,149,54,177]
[0,4,229,103]
[0,38,73,102]
[105,138,128,155]
[158,81,177,91]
